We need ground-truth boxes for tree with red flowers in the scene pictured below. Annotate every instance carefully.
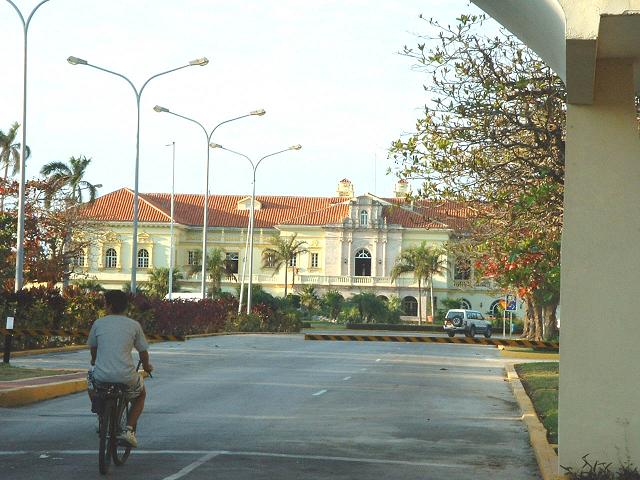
[391,13,564,340]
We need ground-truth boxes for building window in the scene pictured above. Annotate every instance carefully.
[105,248,117,268]
[402,296,418,316]
[188,250,199,265]
[354,248,371,276]
[359,209,368,225]
[460,298,472,310]
[311,252,319,268]
[289,254,297,267]
[264,252,276,268]
[225,252,239,274]
[454,258,471,280]
[72,252,85,267]
[137,248,150,268]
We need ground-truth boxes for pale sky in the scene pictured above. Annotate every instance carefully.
[0,0,485,200]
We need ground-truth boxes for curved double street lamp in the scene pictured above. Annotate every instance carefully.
[153,106,266,299]
[5,0,51,292]
[210,143,302,314]
[67,56,209,293]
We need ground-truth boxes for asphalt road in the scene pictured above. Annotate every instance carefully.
[2,334,540,479]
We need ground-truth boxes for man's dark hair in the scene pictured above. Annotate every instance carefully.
[104,290,129,314]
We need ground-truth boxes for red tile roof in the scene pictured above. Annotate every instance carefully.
[80,188,474,230]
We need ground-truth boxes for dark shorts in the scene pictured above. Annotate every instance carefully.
[88,372,145,401]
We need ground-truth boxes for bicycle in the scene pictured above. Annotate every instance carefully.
[92,362,151,475]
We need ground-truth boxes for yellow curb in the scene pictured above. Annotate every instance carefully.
[505,364,564,480]
[12,345,89,357]
[0,378,86,407]
[185,332,297,339]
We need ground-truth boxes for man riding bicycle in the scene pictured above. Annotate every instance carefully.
[87,290,153,448]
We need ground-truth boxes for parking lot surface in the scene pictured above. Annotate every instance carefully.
[2,334,540,479]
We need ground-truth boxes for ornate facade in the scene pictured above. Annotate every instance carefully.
[78,180,513,320]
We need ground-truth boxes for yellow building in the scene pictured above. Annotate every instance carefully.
[78,179,509,320]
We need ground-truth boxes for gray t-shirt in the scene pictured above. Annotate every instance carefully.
[87,315,149,385]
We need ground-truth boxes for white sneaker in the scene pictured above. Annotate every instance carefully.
[117,426,137,448]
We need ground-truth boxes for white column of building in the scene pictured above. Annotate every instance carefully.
[372,239,378,277]
[560,59,640,466]
[382,240,387,277]
[347,238,352,277]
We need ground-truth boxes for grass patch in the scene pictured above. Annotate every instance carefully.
[0,363,78,381]
[515,362,559,444]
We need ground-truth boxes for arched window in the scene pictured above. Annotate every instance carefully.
[105,248,117,268]
[137,249,149,268]
[354,248,372,276]
[402,296,418,316]
[359,209,368,225]
[460,298,472,310]
[377,295,388,303]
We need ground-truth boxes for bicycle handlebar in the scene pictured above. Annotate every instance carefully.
[136,359,153,378]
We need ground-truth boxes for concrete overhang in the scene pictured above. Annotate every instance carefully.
[472,1,640,104]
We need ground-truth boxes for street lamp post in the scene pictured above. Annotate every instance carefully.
[67,56,208,293]
[166,141,176,300]
[5,0,51,292]
[210,144,302,314]
[154,106,266,299]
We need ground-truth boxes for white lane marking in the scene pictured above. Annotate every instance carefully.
[342,376,351,381]
[360,368,367,371]
[312,389,328,396]
[0,449,470,469]
[376,358,381,362]
[161,451,220,480]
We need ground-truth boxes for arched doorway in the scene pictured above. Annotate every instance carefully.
[402,296,418,316]
[354,249,371,276]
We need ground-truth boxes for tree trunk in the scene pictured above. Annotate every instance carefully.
[522,295,534,338]
[531,299,544,341]
[284,265,288,297]
[542,300,559,340]
[429,274,434,320]
[0,163,9,213]
[417,278,422,325]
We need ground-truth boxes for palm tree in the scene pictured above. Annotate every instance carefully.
[262,233,308,297]
[321,290,344,320]
[189,247,229,296]
[390,242,448,324]
[146,267,183,298]
[0,122,30,212]
[40,155,102,206]
[40,156,101,291]
[299,285,320,312]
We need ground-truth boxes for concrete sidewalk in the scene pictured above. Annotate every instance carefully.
[0,371,86,407]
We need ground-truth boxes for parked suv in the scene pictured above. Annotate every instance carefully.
[443,309,492,338]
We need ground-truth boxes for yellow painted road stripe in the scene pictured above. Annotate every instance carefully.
[303,334,558,350]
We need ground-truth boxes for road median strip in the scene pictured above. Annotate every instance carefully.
[0,373,86,408]
[1,328,185,342]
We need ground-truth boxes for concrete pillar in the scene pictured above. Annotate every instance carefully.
[560,59,640,466]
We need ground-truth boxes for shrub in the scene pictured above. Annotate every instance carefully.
[338,304,360,324]
[562,455,640,480]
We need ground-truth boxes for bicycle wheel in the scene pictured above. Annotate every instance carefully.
[112,396,131,465]
[98,400,113,475]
